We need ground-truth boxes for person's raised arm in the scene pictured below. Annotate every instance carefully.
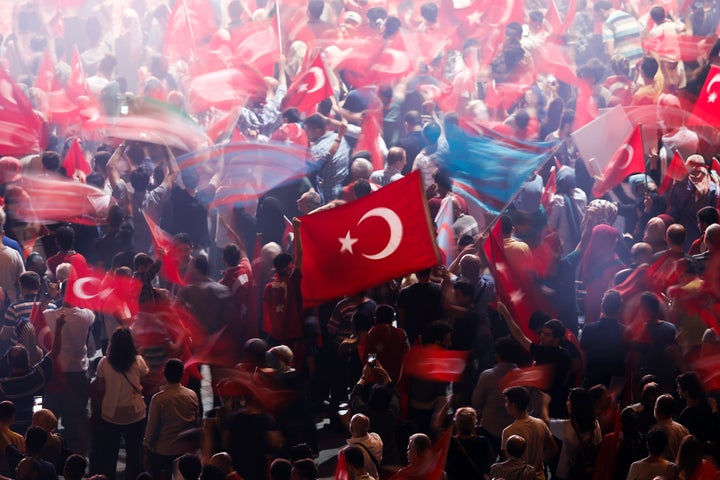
[107,143,127,194]
[497,301,532,352]
[163,144,180,188]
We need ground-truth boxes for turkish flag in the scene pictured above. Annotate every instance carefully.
[143,212,187,286]
[206,108,242,143]
[232,22,280,76]
[65,268,141,316]
[163,0,217,62]
[592,125,645,198]
[499,364,554,391]
[573,79,599,131]
[299,171,439,306]
[62,138,92,178]
[692,64,720,127]
[67,45,90,100]
[658,150,687,196]
[34,51,59,93]
[403,344,469,382]
[282,53,334,114]
[354,107,385,171]
[535,40,578,86]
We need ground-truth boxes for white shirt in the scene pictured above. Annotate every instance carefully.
[0,244,24,303]
[44,306,95,372]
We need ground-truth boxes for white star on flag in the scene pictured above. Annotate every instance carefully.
[709,92,718,103]
[338,231,359,254]
[508,289,525,305]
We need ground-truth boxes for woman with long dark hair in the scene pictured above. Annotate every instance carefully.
[546,388,603,480]
[676,435,718,480]
[93,327,149,480]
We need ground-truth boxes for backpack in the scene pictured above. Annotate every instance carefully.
[570,421,601,480]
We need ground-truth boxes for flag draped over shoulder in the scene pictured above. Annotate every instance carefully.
[442,128,554,214]
[299,171,439,307]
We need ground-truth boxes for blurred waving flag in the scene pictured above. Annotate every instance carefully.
[441,128,554,214]
[591,125,645,198]
[0,67,45,156]
[175,142,310,209]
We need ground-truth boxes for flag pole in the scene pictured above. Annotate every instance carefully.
[274,0,283,56]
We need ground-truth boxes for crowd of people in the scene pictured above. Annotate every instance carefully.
[0,0,720,479]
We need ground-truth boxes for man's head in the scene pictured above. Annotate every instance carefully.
[55,225,76,251]
[639,56,659,81]
[164,358,184,384]
[654,393,675,421]
[19,271,41,295]
[453,407,477,436]
[404,111,422,132]
[539,319,565,347]
[593,0,613,19]
[273,253,293,275]
[63,454,88,480]
[666,223,686,247]
[8,346,30,372]
[222,243,241,267]
[349,413,370,437]
[386,147,406,170]
[350,157,373,181]
[459,254,482,280]
[601,290,622,318]
[25,426,49,456]
[505,434,527,459]
[41,151,60,172]
[420,2,438,23]
[423,122,442,144]
[645,428,669,458]
[639,292,661,322]
[15,457,40,480]
[630,242,653,265]
[191,254,210,279]
[290,458,316,480]
[130,165,152,193]
[503,386,530,417]
[307,0,324,20]
[407,433,432,464]
[375,304,395,325]
[650,5,666,24]
[697,206,718,233]
[705,223,720,252]
[302,114,327,142]
[343,446,366,475]
[0,401,16,424]
[422,321,453,348]
[297,191,321,214]
[178,454,202,480]
[269,458,291,480]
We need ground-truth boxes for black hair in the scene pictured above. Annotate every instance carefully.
[646,427,669,456]
[697,206,719,225]
[41,151,60,171]
[307,0,324,19]
[677,371,705,400]
[223,243,241,266]
[108,328,138,373]
[303,113,326,131]
[640,292,660,317]
[125,144,145,167]
[640,56,659,79]
[601,290,622,317]
[86,172,105,189]
[422,122,442,143]
[343,445,365,470]
[269,458,291,480]
[19,271,41,292]
[375,304,395,324]
[273,253,293,271]
[543,319,566,339]
[178,454,202,480]
[291,458,317,480]
[503,386,530,411]
[200,465,226,480]
[422,320,453,346]
[404,110,422,126]
[56,225,75,251]
[164,358,184,383]
[568,388,596,433]
[0,401,16,422]
[501,215,514,235]
[130,166,152,192]
[193,254,210,277]
[420,2,439,23]
[25,425,49,455]
[63,454,88,480]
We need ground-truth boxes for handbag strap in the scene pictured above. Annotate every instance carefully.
[453,436,484,476]
[121,370,142,395]
[353,442,380,471]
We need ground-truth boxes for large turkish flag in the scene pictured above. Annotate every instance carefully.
[692,64,720,127]
[299,171,439,306]
[591,125,645,198]
[283,53,334,114]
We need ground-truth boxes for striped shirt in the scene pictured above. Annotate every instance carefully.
[490,458,537,480]
[2,297,54,358]
[603,10,643,65]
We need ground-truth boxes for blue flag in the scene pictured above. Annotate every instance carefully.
[441,129,554,214]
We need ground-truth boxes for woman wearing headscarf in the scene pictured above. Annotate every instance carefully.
[547,166,588,256]
[581,225,625,325]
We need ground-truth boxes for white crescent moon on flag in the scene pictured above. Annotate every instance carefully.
[306,67,324,94]
[72,277,101,300]
[357,207,403,260]
[706,73,720,93]
[614,144,634,171]
[373,49,410,74]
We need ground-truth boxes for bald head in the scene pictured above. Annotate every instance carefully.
[459,254,482,280]
[351,158,373,180]
[706,223,720,251]
[386,147,406,168]
[630,242,653,265]
[349,413,370,437]
[666,223,686,247]
[407,433,432,463]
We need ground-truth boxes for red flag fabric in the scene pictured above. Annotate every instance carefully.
[573,79,599,131]
[299,171,439,306]
[34,51,58,93]
[692,64,720,127]
[541,166,557,210]
[712,158,720,177]
[435,196,456,268]
[62,138,92,178]
[206,108,242,143]
[143,212,187,286]
[334,448,350,480]
[29,302,53,352]
[354,107,385,171]
[535,40,578,85]
[389,428,452,480]
[498,364,554,391]
[163,0,217,62]
[232,22,280,76]
[403,344,469,382]
[67,45,90,100]
[658,150,687,196]
[592,125,645,198]
[282,53,334,114]
[187,67,266,114]
[482,222,539,340]
[12,175,109,225]
[0,68,45,156]
[65,268,141,316]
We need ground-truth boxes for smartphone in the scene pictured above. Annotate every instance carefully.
[367,353,377,366]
